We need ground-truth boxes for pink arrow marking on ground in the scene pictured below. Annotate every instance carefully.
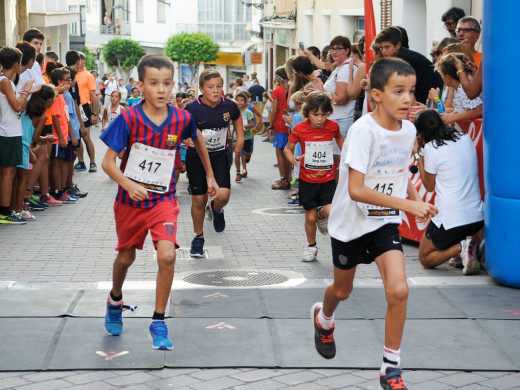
[203,292,230,298]
[500,309,520,315]
[96,350,130,360]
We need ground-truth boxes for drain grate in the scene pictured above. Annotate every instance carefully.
[183,270,289,287]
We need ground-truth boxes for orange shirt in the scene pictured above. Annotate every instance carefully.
[42,75,53,126]
[473,51,482,68]
[75,69,96,105]
[51,94,69,143]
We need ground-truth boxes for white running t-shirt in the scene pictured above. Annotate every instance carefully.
[328,114,415,243]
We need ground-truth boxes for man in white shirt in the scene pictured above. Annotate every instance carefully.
[104,73,118,107]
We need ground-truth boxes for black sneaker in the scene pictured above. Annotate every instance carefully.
[380,367,407,390]
[210,200,225,233]
[89,163,97,173]
[311,302,336,359]
[190,236,205,258]
[74,162,87,171]
[67,184,88,198]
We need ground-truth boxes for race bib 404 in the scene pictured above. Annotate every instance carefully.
[357,166,404,218]
[304,141,333,170]
[123,142,176,193]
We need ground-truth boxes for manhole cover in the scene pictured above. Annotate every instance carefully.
[183,270,289,287]
[252,207,304,216]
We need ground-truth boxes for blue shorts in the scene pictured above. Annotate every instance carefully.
[17,143,30,169]
[273,133,288,149]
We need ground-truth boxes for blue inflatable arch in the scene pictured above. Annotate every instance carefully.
[483,0,520,288]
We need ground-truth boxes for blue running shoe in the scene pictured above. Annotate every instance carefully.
[105,299,123,336]
[210,200,225,232]
[149,321,173,350]
[190,236,205,258]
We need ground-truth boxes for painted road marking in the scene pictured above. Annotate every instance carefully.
[96,350,130,360]
[206,322,235,329]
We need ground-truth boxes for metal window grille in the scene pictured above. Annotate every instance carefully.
[381,0,392,28]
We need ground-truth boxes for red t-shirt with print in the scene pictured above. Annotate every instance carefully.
[288,119,340,183]
[271,85,287,133]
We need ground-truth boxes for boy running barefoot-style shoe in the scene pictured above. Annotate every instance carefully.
[100,54,217,350]
[149,321,173,350]
[311,302,336,359]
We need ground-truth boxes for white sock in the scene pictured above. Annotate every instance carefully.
[380,346,401,375]
[317,307,334,329]
[109,292,122,306]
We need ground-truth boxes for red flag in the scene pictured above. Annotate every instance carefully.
[364,0,377,70]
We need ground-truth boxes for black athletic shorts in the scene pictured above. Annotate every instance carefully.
[331,223,403,270]
[186,148,230,195]
[425,220,484,250]
[51,143,75,161]
[242,139,253,154]
[41,124,53,136]
[82,103,92,128]
[299,179,336,211]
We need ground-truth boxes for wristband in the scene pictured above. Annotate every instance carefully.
[413,152,423,162]
[456,69,464,76]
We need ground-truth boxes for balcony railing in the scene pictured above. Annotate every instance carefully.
[100,20,130,35]
[176,23,250,42]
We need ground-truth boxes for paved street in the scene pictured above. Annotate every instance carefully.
[1,126,519,389]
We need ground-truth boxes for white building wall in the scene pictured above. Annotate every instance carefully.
[1,0,18,47]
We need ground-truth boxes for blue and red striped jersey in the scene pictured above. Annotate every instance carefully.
[100,101,197,208]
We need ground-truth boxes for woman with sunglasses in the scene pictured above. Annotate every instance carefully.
[322,36,363,180]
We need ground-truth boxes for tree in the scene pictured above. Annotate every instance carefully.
[82,47,97,72]
[102,38,145,81]
[164,32,219,87]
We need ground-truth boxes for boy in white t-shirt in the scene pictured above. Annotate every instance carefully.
[311,58,438,390]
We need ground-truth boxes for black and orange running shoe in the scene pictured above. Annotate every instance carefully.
[310,302,336,359]
[380,367,408,390]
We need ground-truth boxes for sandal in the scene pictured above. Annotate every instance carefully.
[272,179,290,190]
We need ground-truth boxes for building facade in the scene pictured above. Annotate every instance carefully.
[84,0,258,88]
[0,0,78,60]
[260,0,483,89]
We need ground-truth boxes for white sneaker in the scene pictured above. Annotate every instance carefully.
[301,246,318,262]
[317,207,328,235]
[461,238,480,275]
[20,210,36,221]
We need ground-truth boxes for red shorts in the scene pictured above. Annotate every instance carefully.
[114,200,180,251]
